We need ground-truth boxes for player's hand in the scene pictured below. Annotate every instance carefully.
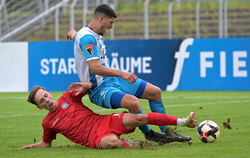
[18,140,51,149]
[18,144,33,149]
[68,82,92,96]
[67,29,77,41]
[121,72,137,84]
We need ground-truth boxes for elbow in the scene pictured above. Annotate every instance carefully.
[89,67,96,74]
[42,141,52,148]
[46,143,52,148]
[88,65,99,74]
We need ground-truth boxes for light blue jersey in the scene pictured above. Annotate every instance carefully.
[74,26,124,107]
[74,26,144,108]
[74,26,112,88]
[74,26,165,133]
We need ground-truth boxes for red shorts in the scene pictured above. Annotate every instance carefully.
[90,112,135,149]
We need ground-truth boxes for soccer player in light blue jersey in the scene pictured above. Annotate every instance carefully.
[67,4,191,144]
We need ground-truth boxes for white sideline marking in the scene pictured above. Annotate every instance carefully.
[0,95,249,100]
[0,113,44,118]
[165,96,250,99]
[0,96,90,100]
[0,96,27,99]
[0,99,249,118]
[165,99,250,108]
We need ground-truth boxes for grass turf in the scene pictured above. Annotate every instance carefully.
[0,91,250,158]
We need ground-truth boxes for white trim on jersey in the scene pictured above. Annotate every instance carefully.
[86,57,99,61]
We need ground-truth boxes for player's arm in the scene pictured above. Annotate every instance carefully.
[18,140,52,149]
[67,29,77,41]
[68,81,92,97]
[79,33,137,84]
[88,59,137,83]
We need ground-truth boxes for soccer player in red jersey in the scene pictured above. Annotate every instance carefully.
[18,82,197,149]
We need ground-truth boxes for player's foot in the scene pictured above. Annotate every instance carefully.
[164,127,192,143]
[121,138,135,148]
[165,133,192,142]
[183,112,197,128]
[145,130,191,144]
[145,130,164,143]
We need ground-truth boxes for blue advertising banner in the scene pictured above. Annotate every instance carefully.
[28,40,181,91]
[167,38,250,91]
[28,38,250,91]
[28,41,80,91]
[105,39,181,90]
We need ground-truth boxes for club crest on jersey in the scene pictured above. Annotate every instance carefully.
[61,102,69,109]
[85,45,94,55]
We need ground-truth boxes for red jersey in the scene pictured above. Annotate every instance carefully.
[42,90,111,148]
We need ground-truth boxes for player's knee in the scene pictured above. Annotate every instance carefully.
[134,114,147,126]
[103,137,122,149]
[150,86,162,101]
[128,98,140,112]
[123,95,140,112]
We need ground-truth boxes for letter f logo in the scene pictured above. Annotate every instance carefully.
[166,38,194,91]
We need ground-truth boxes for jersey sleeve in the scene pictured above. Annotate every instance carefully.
[79,34,100,61]
[42,123,57,143]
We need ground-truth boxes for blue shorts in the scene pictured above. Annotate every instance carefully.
[89,77,147,109]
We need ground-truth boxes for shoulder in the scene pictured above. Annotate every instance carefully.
[79,34,97,45]
[77,27,97,44]
[78,34,98,53]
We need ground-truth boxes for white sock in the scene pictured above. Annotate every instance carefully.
[177,118,185,126]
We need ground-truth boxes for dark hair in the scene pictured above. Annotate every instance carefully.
[27,86,45,105]
[94,4,117,18]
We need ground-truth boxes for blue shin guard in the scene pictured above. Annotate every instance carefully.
[149,100,166,133]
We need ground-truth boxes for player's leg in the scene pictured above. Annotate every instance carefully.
[100,134,133,149]
[122,112,197,143]
[90,84,152,134]
[98,113,136,149]
[146,112,197,128]
[141,82,167,133]
[122,113,182,131]
[117,78,169,140]
[114,93,141,113]
[117,77,167,132]
[110,92,151,134]
[141,84,196,142]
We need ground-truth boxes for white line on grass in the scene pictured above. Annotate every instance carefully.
[1,99,249,118]
[0,96,28,99]
[0,95,249,100]
[163,95,250,99]
[0,96,90,100]
[0,113,44,118]
[165,99,250,108]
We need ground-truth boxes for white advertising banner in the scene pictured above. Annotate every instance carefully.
[0,42,28,92]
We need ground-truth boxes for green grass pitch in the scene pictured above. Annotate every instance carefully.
[0,91,250,158]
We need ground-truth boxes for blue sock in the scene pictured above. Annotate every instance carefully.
[149,100,166,133]
[132,110,151,134]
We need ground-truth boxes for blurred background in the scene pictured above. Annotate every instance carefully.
[0,0,250,42]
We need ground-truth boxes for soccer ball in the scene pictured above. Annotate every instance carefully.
[197,120,220,143]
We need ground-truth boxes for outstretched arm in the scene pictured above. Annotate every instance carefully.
[68,81,93,96]
[18,140,51,149]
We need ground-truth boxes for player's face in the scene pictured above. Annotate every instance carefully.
[34,89,57,111]
[100,17,115,35]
